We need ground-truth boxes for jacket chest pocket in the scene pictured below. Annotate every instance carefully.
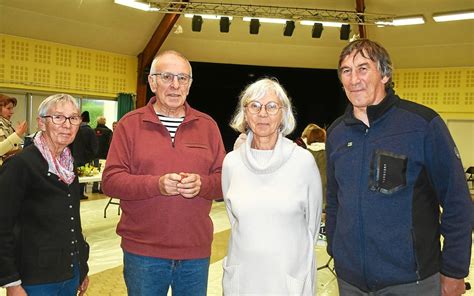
[369,149,407,194]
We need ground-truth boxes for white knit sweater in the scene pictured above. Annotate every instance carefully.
[222,132,323,295]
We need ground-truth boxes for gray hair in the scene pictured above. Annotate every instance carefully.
[150,50,193,88]
[338,39,394,90]
[38,94,80,117]
[97,115,106,125]
[230,78,296,136]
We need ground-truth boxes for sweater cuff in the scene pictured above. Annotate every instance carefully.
[3,280,21,288]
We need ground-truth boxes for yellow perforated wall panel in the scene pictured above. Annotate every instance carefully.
[0,34,137,98]
[394,68,474,116]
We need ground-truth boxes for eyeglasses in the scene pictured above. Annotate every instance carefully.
[151,72,192,85]
[245,101,282,115]
[42,115,82,125]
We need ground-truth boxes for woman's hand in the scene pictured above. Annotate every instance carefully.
[15,121,28,137]
[78,276,89,296]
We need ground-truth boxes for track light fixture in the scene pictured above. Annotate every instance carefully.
[312,23,323,38]
[220,16,230,32]
[340,24,350,40]
[283,21,295,37]
[192,15,203,32]
[249,18,260,35]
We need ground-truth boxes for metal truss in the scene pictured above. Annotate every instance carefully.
[146,1,394,25]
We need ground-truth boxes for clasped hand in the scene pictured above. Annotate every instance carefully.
[159,172,201,199]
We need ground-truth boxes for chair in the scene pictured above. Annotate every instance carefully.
[316,222,336,277]
[466,166,474,189]
[104,197,121,218]
[317,256,336,277]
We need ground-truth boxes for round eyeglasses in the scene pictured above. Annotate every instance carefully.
[151,72,192,85]
[245,101,282,115]
[41,115,82,125]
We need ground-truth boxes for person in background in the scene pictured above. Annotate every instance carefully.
[112,121,118,132]
[0,94,89,296]
[71,110,98,199]
[222,78,322,295]
[326,39,471,296]
[0,94,27,165]
[101,50,226,296]
[301,123,327,209]
[92,115,112,193]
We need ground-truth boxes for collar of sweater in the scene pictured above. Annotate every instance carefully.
[343,88,398,127]
[0,116,12,127]
[239,131,296,174]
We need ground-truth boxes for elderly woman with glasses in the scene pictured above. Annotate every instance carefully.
[0,94,89,296]
[0,94,28,165]
[221,78,323,295]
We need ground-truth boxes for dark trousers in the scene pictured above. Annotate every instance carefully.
[338,273,441,296]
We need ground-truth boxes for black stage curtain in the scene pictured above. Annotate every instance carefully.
[148,61,348,152]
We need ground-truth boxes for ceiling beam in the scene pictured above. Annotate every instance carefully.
[136,14,180,108]
[356,0,367,38]
[136,1,189,108]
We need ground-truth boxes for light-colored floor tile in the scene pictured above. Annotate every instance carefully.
[2,198,474,296]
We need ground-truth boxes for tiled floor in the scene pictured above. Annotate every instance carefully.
[1,193,473,295]
[79,197,340,296]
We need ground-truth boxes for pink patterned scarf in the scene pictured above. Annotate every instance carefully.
[33,131,75,185]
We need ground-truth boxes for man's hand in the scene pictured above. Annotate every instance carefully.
[78,276,89,296]
[158,173,182,195]
[6,285,27,296]
[177,173,201,199]
[441,274,466,296]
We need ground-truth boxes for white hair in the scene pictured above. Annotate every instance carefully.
[230,78,296,136]
[38,94,80,116]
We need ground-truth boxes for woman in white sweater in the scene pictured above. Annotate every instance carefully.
[222,78,323,295]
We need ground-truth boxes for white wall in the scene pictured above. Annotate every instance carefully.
[447,119,474,170]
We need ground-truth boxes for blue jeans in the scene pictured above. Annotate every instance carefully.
[123,250,210,296]
[22,261,80,296]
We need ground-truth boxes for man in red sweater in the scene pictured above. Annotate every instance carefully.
[102,50,226,296]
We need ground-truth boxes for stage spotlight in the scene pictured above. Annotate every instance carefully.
[312,23,323,38]
[249,18,260,34]
[283,20,295,36]
[220,16,230,32]
[192,15,203,32]
[340,24,351,40]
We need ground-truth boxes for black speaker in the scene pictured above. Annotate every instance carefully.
[283,21,295,36]
[220,17,230,33]
[249,18,260,34]
[340,24,351,40]
[312,23,323,38]
[192,15,203,32]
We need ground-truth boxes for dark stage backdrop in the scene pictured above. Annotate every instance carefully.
[147,61,348,152]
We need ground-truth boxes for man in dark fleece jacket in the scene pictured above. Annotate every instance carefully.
[326,39,471,296]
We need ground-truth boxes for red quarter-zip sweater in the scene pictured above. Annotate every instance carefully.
[102,97,226,259]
